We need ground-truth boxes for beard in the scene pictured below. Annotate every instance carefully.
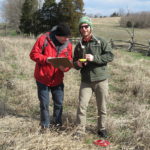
[82,30,92,39]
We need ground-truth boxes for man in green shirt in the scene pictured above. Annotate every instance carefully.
[73,16,114,138]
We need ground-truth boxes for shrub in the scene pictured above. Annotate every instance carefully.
[120,11,150,28]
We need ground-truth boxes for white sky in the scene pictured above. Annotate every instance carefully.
[0,0,150,20]
[83,0,150,16]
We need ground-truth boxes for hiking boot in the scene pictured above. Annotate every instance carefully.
[97,129,108,138]
[49,123,66,132]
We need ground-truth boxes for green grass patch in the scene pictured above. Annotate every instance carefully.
[120,49,150,60]
[84,138,93,145]
[0,28,18,37]
[11,64,18,70]
[109,101,128,118]
[109,84,121,92]
[17,72,28,80]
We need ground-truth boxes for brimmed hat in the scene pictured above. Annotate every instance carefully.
[55,23,71,37]
[79,16,92,27]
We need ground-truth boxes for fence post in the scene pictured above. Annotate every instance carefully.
[147,40,150,56]
[128,36,135,52]
[128,41,132,52]
[109,39,114,48]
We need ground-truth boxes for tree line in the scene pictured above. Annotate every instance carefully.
[2,0,84,37]
[120,12,150,28]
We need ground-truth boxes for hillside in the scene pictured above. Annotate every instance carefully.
[0,17,150,150]
[92,17,150,46]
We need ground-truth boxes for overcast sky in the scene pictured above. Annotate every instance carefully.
[83,0,150,16]
[55,0,150,16]
[0,0,150,21]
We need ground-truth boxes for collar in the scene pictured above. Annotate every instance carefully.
[82,35,93,42]
[50,31,62,46]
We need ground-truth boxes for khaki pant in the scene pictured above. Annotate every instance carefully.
[76,79,108,132]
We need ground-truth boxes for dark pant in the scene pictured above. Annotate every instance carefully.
[36,81,64,128]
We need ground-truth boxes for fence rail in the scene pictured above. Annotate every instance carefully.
[70,37,80,45]
[109,39,150,56]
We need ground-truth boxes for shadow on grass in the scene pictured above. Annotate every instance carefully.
[0,100,39,120]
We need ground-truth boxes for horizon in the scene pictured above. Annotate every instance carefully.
[0,0,150,22]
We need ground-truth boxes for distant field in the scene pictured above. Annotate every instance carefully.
[92,17,150,45]
[92,17,120,26]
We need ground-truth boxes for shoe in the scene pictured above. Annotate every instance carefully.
[55,123,62,127]
[97,129,108,138]
[55,124,66,131]
[49,123,66,132]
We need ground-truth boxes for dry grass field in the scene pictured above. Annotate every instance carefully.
[0,17,150,150]
[92,17,150,45]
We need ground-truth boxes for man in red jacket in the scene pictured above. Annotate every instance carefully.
[30,23,72,132]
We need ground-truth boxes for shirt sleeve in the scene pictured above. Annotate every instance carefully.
[93,39,114,65]
[29,35,48,65]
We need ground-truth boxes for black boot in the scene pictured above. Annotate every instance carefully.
[97,129,108,138]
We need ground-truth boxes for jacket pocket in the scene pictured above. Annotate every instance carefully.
[38,64,45,76]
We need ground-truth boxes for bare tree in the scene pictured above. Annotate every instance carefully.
[2,0,25,30]
[118,8,125,16]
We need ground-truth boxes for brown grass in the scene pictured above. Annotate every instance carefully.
[92,17,150,45]
[92,17,120,26]
[0,17,150,150]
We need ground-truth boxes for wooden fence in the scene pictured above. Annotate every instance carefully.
[70,37,80,45]
[69,37,150,56]
[109,39,150,56]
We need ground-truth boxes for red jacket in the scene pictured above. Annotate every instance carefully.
[30,32,73,86]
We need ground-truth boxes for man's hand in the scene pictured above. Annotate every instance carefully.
[58,65,66,72]
[46,57,52,63]
[76,60,83,67]
[85,54,94,61]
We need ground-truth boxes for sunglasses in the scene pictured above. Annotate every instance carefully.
[80,25,90,29]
